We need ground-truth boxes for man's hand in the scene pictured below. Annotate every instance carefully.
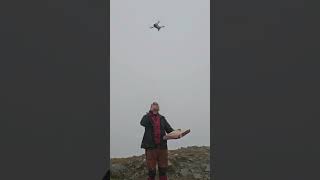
[163,129,190,140]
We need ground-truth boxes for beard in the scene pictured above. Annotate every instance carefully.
[152,108,159,113]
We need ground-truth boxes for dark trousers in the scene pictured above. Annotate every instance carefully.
[145,147,168,179]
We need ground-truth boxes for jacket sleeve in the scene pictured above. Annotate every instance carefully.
[140,115,151,127]
[163,117,174,133]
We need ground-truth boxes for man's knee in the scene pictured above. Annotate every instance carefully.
[158,167,167,176]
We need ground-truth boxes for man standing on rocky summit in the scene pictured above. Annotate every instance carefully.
[140,102,174,180]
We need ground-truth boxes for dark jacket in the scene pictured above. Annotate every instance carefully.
[140,112,174,149]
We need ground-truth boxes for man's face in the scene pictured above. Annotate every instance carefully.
[151,104,159,113]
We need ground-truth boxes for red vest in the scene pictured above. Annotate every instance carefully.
[150,113,161,145]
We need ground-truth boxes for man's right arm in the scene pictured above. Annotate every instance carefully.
[140,115,150,127]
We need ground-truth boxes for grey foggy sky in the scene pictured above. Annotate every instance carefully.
[111,0,210,158]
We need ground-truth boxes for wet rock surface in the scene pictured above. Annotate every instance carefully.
[111,146,212,180]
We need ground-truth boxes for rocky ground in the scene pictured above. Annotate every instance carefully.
[111,146,212,180]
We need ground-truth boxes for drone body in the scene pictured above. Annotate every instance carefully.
[150,21,165,31]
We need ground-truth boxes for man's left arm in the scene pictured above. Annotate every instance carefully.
[163,117,174,133]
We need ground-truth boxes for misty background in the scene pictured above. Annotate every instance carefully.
[110,0,210,158]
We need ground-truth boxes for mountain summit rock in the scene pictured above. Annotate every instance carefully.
[111,146,211,180]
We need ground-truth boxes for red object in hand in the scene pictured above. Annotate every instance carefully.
[163,129,191,140]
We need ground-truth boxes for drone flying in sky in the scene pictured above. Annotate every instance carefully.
[150,21,165,31]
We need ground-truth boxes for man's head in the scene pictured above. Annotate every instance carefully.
[150,102,160,114]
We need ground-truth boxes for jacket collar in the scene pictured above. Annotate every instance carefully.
[148,111,162,117]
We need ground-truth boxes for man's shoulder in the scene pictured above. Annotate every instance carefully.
[143,112,150,117]
[159,114,166,119]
